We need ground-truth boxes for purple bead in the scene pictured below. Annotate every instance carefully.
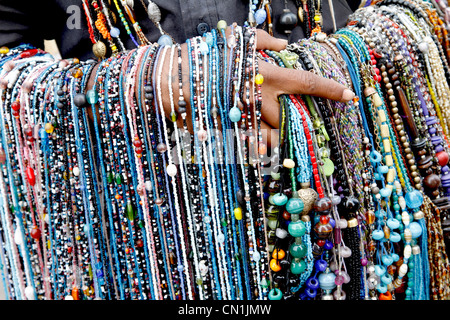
[436,145,444,153]
[426,116,437,125]
[429,127,437,135]
[431,136,442,145]
[443,166,449,173]
[305,288,317,298]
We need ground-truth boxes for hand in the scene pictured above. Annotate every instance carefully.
[254,30,355,147]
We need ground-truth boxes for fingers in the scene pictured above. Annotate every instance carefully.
[261,120,279,149]
[255,29,288,51]
[259,60,355,103]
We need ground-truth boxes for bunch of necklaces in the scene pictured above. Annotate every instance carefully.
[1,0,450,301]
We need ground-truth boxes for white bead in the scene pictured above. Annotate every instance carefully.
[25,286,35,300]
[399,263,408,277]
[64,295,74,300]
[402,211,410,226]
[404,228,412,242]
[413,210,424,220]
[217,233,225,243]
[404,245,412,259]
[199,260,208,275]
[145,180,152,191]
[275,228,288,239]
[73,166,80,177]
[14,228,23,245]
[166,163,177,177]
[398,196,406,210]
[253,251,261,262]
[338,219,348,229]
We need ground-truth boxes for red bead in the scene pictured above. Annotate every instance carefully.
[436,151,449,167]
[26,167,36,186]
[68,246,73,254]
[135,146,143,154]
[320,215,330,224]
[133,139,142,148]
[136,239,144,248]
[30,225,41,240]
[374,68,380,75]
[377,75,382,83]
[11,101,20,111]
[317,239,326,247]
[371,59,377,65]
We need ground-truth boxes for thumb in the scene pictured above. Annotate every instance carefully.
[255,29,288,51]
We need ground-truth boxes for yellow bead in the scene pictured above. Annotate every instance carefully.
[217,20,227,30]
[44,123,54,134]
[0,46,9,54]
[272,248,286,260]
[255,73,264,85]
[234,207,243,220]
[270,259,282,272]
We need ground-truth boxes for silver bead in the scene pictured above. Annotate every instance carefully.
[147,1,161,23]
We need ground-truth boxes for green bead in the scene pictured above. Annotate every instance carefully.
[196,278,203,285]
[268,218,278,230]
[260,278,269,288]
[290,259,307,275]
[268,288,282,300]
[288,220,306,237]
[289,242,307,258]
[285,198,304,214]
[408,261,415,269]
[220,218,227,227]
[115,173,123,185]
[107,172,113,184]
[126,202,135,221]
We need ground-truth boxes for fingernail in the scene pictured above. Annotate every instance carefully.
[278,38,288,46]
[342,89,355,102]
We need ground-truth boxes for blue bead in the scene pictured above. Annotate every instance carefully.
[387,218,400,230]
[318,272,336,290]
[391,253,400,262]
[255,8,267,25]
[328,218,336,228]
[285,198,304,214]
[199,41,209,54]
[306,277,320,290]
[377,165,389,174]
[405,190,424,209]
[382,254,393,266]
[381,274,392,285]
[272,193,288,206]
[305,288,317,298]
[229,106,241,122]
[314,259,327,272]
[110,27,120,38]
[205,34,214,46]
[374,264,386,276]
[370,150,382,163]
[389,232,401,243]
[409,221,423,238]
[157,35,173,46]
[372,229,384,240]
[379,187,392,198]
[38,128,48,139]
[324,240,333,250]
[376,283,388,293]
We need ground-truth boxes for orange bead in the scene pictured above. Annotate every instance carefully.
[366,210,376,224]
[258,143,267,155]
[270,258,282,272]
[72,287,81,300]
[379,291,392,300]
[272,248,285,260]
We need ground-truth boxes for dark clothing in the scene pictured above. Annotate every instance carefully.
[0,0,355,60]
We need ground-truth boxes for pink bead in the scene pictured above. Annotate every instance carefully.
[361,257,368,266]
[334,275,345,285]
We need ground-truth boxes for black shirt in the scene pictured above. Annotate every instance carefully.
[0,0,355,60]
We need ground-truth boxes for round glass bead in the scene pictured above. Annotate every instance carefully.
[288,220,306,237]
